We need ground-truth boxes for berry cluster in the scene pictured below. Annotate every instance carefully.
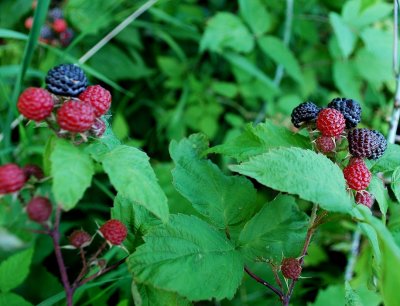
[25,5,73,47]
[291,97,387,209]
[17,64,111,141]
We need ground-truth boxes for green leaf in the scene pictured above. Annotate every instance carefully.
[238,195,308,261]
[129,214,243,301]
[208,120,310,162]
[50,139,94,211]
[239,0,271,36]
[333,61,362,102]
[135,283,190,306]
[369,144,400,173]
[223,52,279,94]
[0,292,33,306]
[258,36,303,83]
[355,48,391,87]
[230,148,352,213]
[43,135,57,176]
[101,145,169,222]
[169,134,258,229]
[329,13,356,58]
[309,285,345,306]
[345,282,363,306]
[353,2,392,28]
[0,248,33,292]
[112,112,130,140]
[200,12,254,53]
[369,175,388,216]
[85,125,121,162]
[391,167,400,203]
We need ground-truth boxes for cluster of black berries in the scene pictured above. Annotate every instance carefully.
[291,98,388,208]
[17,64,111,143]
[25,4,73,47]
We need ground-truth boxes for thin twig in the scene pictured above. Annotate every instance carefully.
[344,230,361,281]
[78,0,158,64]
[244,266,284,300]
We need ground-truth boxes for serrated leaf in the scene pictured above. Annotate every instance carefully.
[239,0,271,36]
[101,145,169,222]
[230,147,352,213]
[369,144,400,173]
[136,283,190,306]
[129,214,243,301]
[170,134,257,229]
[51,139,94,211]
[369,175,388,216]
[208,120,310,162]
[345,282,363,306]
[258,36,303,83]
[0,248,33,292]
[391,167,400,203]
[0,292,33,306]
[329,13,356,58]
[239,195,308,261]
[200,12,254,53]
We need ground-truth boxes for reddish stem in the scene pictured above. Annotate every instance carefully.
[244,266,284,301]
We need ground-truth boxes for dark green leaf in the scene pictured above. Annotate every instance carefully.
[0,248,33,292]
[0,292,33,306]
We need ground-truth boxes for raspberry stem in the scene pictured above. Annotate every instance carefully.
[244,266,284,301]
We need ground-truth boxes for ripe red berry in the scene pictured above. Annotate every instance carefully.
[25,17,34,29]
[78,85,111,117]
[17,87,54,122]
[68,230,91,248]
[90,118,106,137]
[316,108,346,137]
[281,258,302,280]
[52,19,67,33]
[26,196,52,223]
[99,219,127,245]
[348,157,364,166]
[315,136,335,153]
[23,164,44,180]
[343,160,371,191]
[57,100,95,132]
[355,191,374,208]
[0,164,26,195]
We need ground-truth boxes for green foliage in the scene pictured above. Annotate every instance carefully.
[129,214,244,301]
[230,147,353,213]
[133,283,190,306]
[0,292,33,306]
[0,248,33,292]
[50,138,94,211]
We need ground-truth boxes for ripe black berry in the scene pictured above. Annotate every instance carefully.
[291,102,321,128]
[328,97,361,128]
[348,128,378,158]
[45,64,88,97]
[368,130,387,160]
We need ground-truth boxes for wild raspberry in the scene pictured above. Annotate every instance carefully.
[68,230,91,248]
[348,128,378,158]
[26,197,52,223]
[368,130,387,160]
[281,258,302,280]
[327,98,361,128]
[348,157,364,166]
[53,19,67,33]
[316,108,346,137]
[25,17,33,29]
[57,101,95,132]
[49,8,63,21]
[343,160,371,191]
[23,164,44,180]
[78,85,111,117]
[40,25,53,40]
[355,191,374,208]
[99,219,127,245]
[46,64,88,97]
[315,136,335,153]
[291,102,321,128]
[60,28,74,47]
[0,164,26,194]
[90,118,106,137]
[17,87,54,122]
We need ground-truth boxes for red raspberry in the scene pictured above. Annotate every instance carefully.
[23,164,44,180]
[99,219,127,245]
[52,19,68,33]
[316,108,346,137]
[281,258,302,280]
[90,118,106,137]
[343,160,371,191]
[315,136,335,153]
[57,100,95,132]
[78,85,111,117]
[25,17,33,29]
[26,196,52,223]
[17,87,54,122]
[0,164,26,194]
[348,157,364,166]
[68,230,91,248]
[355,191,374,208]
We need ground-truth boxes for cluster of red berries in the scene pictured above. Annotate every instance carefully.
[291,98,387,209]
[25,5,73,47]
[17,64,111,141]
